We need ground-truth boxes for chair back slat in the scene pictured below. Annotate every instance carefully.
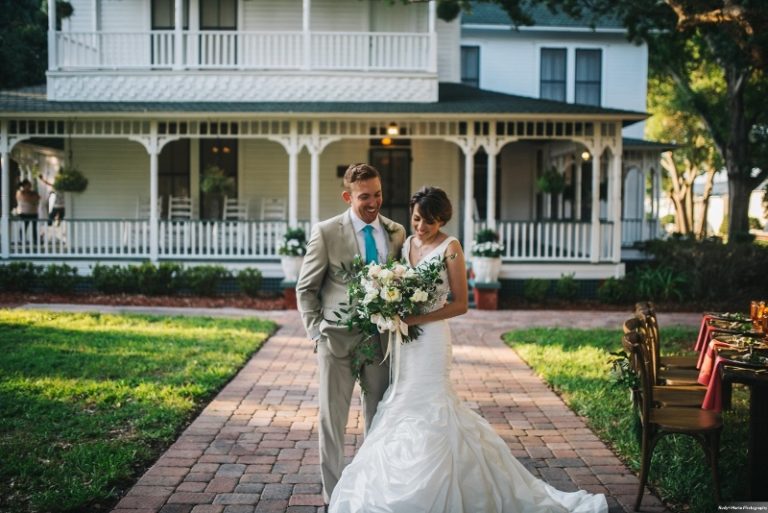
[623,331,653,425]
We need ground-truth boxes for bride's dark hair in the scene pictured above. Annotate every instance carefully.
[409,186,452,225]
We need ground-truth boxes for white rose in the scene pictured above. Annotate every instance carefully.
[393,264,407,278]
[380,286,401,303]
[404,268,418,279]
[378,268,394,284]
[363,279,379,293]
[367,263,382,279]
[410,289,428,303]
[363,290,379,305]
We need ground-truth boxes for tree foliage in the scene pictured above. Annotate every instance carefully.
[0,0,48,90]
[646,50,722,238]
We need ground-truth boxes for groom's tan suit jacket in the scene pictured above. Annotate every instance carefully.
[297,210,406,357]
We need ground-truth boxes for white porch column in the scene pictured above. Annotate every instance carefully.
[173,0,183,70]
[48,0,57,71]
[459,126,478,251]
[1,121,10,259]
[302,0,311,70]
[589,149,601,263]
[305,125,340,227]
[611,145,623,263]
[575,155,582,220]
[428,0,437,73]
[485,149,497,230]
[189,0,200,70]
[148,122,160,262]
[309,149,320,226]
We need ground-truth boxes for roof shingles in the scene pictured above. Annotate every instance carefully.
[0,83,645,121]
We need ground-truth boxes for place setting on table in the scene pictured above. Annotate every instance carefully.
[695,300,768,500]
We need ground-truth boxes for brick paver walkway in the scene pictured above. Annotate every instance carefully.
[26,305,700,513]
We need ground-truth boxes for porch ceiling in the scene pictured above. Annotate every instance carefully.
[0,83,646,125]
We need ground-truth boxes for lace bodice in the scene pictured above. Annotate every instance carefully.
[403,235,455,313]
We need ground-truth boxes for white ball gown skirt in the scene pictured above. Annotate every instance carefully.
[329,320,608,513]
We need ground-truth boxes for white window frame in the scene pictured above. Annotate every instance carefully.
[535,43,604,105]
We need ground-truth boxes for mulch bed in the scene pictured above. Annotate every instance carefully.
[0,291,286,310]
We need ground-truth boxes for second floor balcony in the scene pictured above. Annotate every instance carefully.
[53,30,436,73]
[45,0,441,103]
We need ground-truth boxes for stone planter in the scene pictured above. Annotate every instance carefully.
[280,255,304,282]
[472,256,502,283]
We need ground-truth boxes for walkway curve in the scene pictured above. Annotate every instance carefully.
[21,305,697,513]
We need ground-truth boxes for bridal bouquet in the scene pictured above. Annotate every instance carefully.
[334,255,448,383]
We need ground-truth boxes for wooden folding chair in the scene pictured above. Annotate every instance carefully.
[622,331,721,511]
[622,318,705,408]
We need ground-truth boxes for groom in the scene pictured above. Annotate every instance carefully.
[296,163,406,503]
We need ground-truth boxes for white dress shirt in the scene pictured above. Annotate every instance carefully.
[349,209,388,263]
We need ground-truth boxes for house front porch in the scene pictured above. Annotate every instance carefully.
[1,84,655,280]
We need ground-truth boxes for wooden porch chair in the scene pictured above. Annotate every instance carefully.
[168,196,194,220]
[259,197,287,221]
[622,318,705,408]
[136,196,163,219]
[223,196,249,221]
[622,331,721,511]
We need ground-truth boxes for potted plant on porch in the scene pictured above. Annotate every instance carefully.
[278,227,307,282]
[536,166,566,195]
[200,165,235,219]
[471,228,504,283]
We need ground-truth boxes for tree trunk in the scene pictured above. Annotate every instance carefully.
[696,166,717,238]
[724,64,752,241]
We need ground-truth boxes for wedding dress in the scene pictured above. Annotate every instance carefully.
[328,236,608,513]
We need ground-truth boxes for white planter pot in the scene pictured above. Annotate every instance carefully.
[280,255,304,282]
[472,257,502,283]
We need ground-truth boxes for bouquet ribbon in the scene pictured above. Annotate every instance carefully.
[371,314,408,405]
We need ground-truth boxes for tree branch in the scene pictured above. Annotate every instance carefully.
[665,0,753,35]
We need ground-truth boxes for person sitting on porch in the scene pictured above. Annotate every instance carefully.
[16,179,40,242]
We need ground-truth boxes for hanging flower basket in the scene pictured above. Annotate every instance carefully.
[536,167,566,194]
[54,167,88,192]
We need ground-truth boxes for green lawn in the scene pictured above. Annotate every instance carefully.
[503,327,749,513]
[0,310,275,513]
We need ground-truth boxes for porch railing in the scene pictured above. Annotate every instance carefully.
[474,220,616,262]
[8,219,310,260]
[55,31,433,72]
[621,218,661,247]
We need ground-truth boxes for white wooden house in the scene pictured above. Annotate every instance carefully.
[0,0,661,283]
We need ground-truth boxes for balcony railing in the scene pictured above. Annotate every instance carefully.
[54,31,434,72]
[8,219,310,260]
[474,220,616,262]
[621,218,662,247]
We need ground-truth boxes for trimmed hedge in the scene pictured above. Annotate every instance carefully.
[1,262,267,297]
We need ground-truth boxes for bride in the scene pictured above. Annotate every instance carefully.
[328,186,608,513]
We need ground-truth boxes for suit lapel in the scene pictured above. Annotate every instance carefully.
[340,210,361,260]
[379,215,400,260]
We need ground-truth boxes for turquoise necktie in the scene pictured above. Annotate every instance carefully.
[362,225,378,264]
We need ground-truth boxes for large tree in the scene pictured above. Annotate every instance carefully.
[439,0,768,241]
[646,47,722,238]
[0,0,48,90]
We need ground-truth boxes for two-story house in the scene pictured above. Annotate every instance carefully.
[0,0,656,286]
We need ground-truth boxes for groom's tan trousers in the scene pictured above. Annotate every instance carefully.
[316,335,390,503]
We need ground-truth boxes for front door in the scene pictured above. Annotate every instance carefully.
[369,148,412,229]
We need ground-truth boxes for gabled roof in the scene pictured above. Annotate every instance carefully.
[0,83,646,125]
[461,2,625,30]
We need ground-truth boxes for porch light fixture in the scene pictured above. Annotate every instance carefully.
[581,150,591,161]
[381,137,393,146]
[386,123,399,136]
